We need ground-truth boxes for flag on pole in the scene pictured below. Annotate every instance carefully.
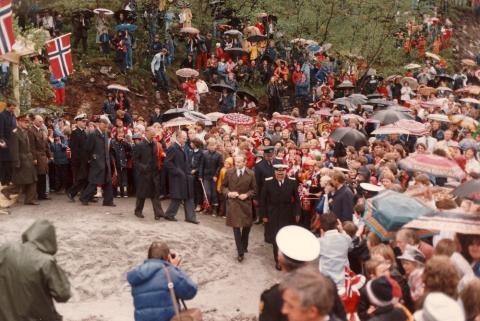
[46,34,73,80]
[0,0,15,55]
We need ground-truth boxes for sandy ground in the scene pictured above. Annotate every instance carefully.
[0,194,281,321]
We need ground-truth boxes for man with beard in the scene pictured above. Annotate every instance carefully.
[132,127,165,220]
[67,113,89,201]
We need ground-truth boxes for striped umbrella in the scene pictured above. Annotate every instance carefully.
[399,154,466,180]
[405,211,480,235]
[394,119,430,136]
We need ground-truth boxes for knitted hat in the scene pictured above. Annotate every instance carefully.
[366,276,394,307]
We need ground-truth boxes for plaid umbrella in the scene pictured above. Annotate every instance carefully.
[405,211,480,235]
[398,154,466,180]
[363,190,433,241]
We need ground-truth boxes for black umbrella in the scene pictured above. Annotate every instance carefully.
[330,127,368,149]
[452,179,480,201]
[247,34,266,42]
[368,98,394,107]
[114,9,135,23]
[237,91,258,104]
[387,105,411,113]
[161,108,189,122]
[72,8,94,19]
[436,74,454,82]
[372,109,413,125]
[367,93,384,99]
[224,47,248,58]
[211,83,235,93]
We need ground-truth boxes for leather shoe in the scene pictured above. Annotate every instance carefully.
[154,215,162,220]
[185,219,200,225]
[90,198,98,203]
[254,219,262,225]
[39,196,51,200]
[135,212,145,218]
[67,193,75,202]
[237,255,244,262]
[103,203,116,207]
[164,216,178,221]
[25,201,40,205]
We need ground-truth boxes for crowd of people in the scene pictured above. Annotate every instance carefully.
[1,1,480,321]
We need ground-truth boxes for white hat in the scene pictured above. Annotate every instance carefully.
[360,183,384,193]
[273,164,289,170]
[413,292,465,321]
[276,225,320,262]
[74,113,87,121]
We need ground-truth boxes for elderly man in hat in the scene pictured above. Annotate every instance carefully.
[67,113,89,201]
[254,146,275,224]
[2,114,38,204]
[259,163,301,270]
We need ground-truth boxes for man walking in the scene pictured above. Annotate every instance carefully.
[200,138,223,215]
[28,115,52,200]
[67,113,89,201]
[222,155,256,262]
[132,127,165,220]
[79,117,115,207]
[254,146,274,224]
[331,171,354,222]
[151,48,169,92]
[0,100,17,186]
[164,130,199,224]
[2,114,38,204]
[259,164,300,270]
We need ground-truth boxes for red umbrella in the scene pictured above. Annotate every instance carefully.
[399,154,466,180]
[220,113,255,127]
[394,119,430,136]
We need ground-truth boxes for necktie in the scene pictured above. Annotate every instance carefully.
[279,181,283,187]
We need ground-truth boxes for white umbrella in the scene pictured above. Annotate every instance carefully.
[401,77,418,90]
[206,112,225,121]
[94,8,114,15]
[436,86,452,92]
[427,114,450,123]
[404,63,422,69]
[460,97,480,104]
[372,124,410,135]
[163,117,196,128]
[196,79,209,94]
[426,52,441,61]
[107,84,130,92]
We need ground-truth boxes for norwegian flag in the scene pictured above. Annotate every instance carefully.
[0,0,15,55]
[46,34,73,80]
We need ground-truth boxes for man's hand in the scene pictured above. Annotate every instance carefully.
[33,159,37,165]
[168,253,181,267]
[228,192,239,198]
[238,193,248,200]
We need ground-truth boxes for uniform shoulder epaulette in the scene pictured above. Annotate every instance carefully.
[288,176,296,180]
[12,128,17,133]
[265,177,273,181]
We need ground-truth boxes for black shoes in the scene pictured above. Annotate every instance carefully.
[135,212,145,218]
[237,255,244,262]
[67,193,75,202]
[185,219,200,225]
[164,216,178,221]
[81,201,89,206]
[103,203,116,207]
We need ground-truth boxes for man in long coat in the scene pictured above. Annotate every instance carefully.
[67,113,89,201]
[79,118,115,206]
[2,114,37,204]
[164,130,198,223]
[132,127,165,219]
[0,101,17,186]
[222,154,256,262]
[28,115,52,200]
[259,164,300,270]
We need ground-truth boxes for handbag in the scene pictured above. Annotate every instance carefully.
[163,266,203,321]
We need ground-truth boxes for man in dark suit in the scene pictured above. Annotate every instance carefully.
[259,164,301,270]
[132,127,165,220]
[163,130,198,224]
[331,170,354,222]
[79,117,115,206]
[254,146,275,224]
[67,113,88,201]
[0,100,17,186]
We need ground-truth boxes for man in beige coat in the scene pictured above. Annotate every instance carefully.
[222,154,256,262]
[28,115,52,200]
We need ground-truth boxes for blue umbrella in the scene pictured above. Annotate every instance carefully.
[363,190,434,241]
[115,23,137,33]
[307,44,321,53]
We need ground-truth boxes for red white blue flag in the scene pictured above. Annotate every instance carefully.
[46,34,74,80]
[0,0,15,55]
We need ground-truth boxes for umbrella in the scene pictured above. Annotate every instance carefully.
[94,8,114,15]
[460,97,480,105]
[73,8,94,19]
[180,27,200,34]
[27,107,52,115]
[367,93,385,99]
[196,79,209,94]
[161,108,189,122]
[437,74,454,82]
[405,211,480,235]
[272,115,296,128]
[456,85,480,95]
[206,112,225,121]
[224,29,242,36]
[347,95,367,106]
[224,47,248,58]
[372,109,413,124]
[237,91,258,104]
[372,124,410,135]
[453,179,480,200]
[449,115,479,131]
[176,0,191,8]
[342,114,365,122]
[387,105,411,113]
[247,34,266,42]
[461,59,477,67]
[349,93,368,100]
[315,108,332,116]
[185,111,213,126]
[404,63,422,69]
[394,119,429,136]
[307,44,321,53]
[436,86,452,92]
[426,52,441,61]
[220,113,255,126]
[363,190,433,241]
[427,113,450,122]
[321,43,332,51]
[176,68,199,78]
[115,23,137,32]
[399,154,466,180]
[290,38,306,44]
[459,138,478,151]
[337,80,355,89]
[163,117,196,128]
[304,40,318,46]
[330,127,368,149]
[244,26,261,36]
[401,77,418,90]
[418,85,437,96]
[257,12,268,18]
[210,83,235,93]
[385,75,401,82]
[368,98,393,106]
[107,84,130,92]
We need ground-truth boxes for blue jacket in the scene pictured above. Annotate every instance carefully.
[51,141,69,165]
[127,259,197,321]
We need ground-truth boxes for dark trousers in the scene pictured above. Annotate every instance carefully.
[73,35,87,52]
[193,178,203,207]
[68,178,88,198]
[0,161,12,185]
[233,227,251,257]
[37,174,47,199]
[54,164,71,192]
[80,181,114,205]
[135,197,165,218]
[165,198,196,221]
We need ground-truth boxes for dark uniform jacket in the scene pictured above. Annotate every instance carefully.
[9,128,37,185]
[259,176,300,244]
[254,159,274,203]
[133,139,161,199]
[164,142,194,200]
[0,109,16,161]
[85,129,111,185]
[69,127,88,180]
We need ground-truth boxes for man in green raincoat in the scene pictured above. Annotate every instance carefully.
[0,219,71,321]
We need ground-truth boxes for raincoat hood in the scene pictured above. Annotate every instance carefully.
[21,220,58,255]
